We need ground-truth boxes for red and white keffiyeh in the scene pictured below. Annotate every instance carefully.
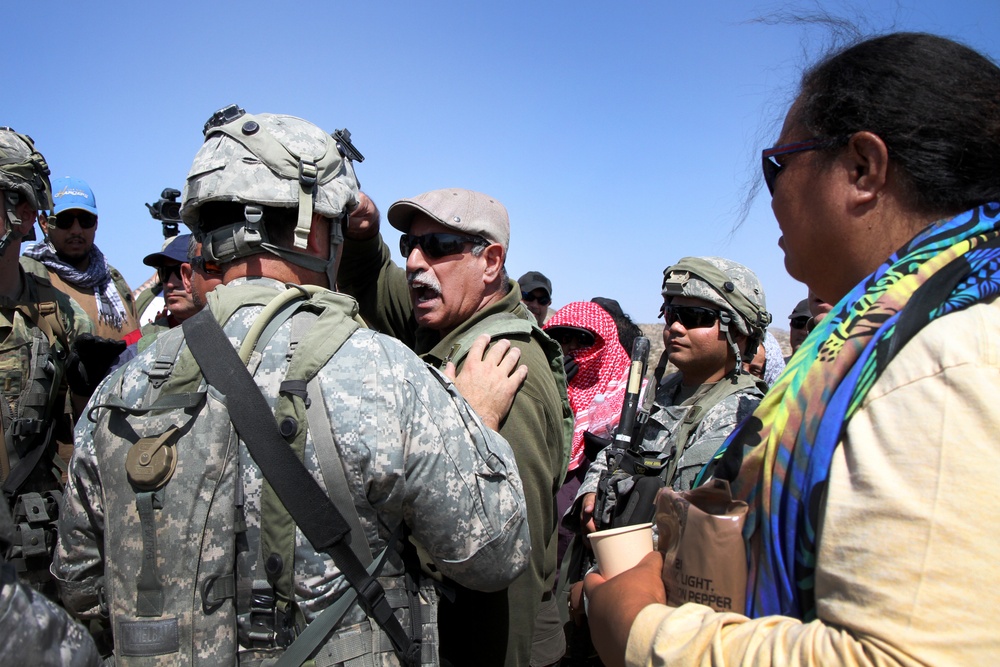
[545,302,631,472]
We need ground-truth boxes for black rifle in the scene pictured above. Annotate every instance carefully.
[593,336,655,531]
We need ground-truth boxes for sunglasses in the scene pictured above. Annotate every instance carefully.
[157,264,183,283]
[190,255,223,276]
[521,291,552,306]
[761,137,842,196]
[53,211,97,230]
[663,304,720,329]
[399,232,487,259]
[549,328,595,348]
[789,315,811,330]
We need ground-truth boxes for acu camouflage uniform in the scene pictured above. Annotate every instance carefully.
[0,129,94,597]
[0,495,100,667]
[53,277,530,666]
[578,372,765,525]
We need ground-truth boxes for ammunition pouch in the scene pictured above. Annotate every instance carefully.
[8,489,61,592]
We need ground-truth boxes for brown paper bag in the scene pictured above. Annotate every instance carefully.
[655,478,748,613]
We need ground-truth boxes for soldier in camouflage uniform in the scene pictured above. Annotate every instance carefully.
[572,256,772,534]
[53,108,531,666]
[0,128,96,601]
[1,495,99,666]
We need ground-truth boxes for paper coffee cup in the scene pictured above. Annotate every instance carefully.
[587,522,654,578]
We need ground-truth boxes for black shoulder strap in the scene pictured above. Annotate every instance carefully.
[181,308,419,665]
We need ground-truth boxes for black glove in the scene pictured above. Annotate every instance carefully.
[65,334,127,396]
[583,431,613,463]
[563,355,579,383]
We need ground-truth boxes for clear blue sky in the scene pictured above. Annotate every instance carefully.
[9,1,999,327]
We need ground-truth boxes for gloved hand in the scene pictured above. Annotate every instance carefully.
[564,355,579,383]
[65,334,127,397]
[583,430,612,463]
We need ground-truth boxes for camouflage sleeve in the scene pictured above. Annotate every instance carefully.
[406,371,530,591]
[51,399,107,618]
[578,444,609,498]
[337,234,418,348]
[354,333,530,592]
[0,575,101,667]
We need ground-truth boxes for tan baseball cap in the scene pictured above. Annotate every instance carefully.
[387,188,510,251]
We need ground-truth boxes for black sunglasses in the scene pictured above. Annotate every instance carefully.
[399,232,487,259]
[549,328,595,348]
[157,264,183,283]
[663,304,720,329]
[521,291,551,306]
[761,137,842,196]
[789,315,811,330]
[53,211,97,230]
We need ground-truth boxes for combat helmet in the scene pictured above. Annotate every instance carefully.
[661,256,772,372]
[180,105,363,285]
[0,128,53,255]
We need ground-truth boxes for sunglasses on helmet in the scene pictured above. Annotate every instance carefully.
[662,304,721,329]
[399,232,488,259]
[521,291,552,306]
[190,255,223,276]
[53,211,97,230]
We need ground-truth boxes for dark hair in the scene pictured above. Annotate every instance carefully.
[591,297,643,353]
[798,32,1000,215]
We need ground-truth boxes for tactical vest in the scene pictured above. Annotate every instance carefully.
[89,284,437,667]
[20,256,139,341]
[434,309,574,478]
[0,274,71,594]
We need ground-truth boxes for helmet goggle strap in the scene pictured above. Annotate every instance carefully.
[200,205,342,286]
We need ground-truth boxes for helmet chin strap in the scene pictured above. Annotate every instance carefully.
[0,192,25,257]
[718,311,744,378]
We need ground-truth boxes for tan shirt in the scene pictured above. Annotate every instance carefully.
[626,297,1000,665]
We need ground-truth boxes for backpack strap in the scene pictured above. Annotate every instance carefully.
[182,307,420,665]
[305,375,372,568]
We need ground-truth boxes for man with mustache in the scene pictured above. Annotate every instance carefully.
[340,188,571,667]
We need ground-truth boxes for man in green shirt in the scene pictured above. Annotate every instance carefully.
[340,188,571,667]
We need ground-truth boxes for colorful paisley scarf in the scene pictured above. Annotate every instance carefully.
[724,203,1000,621]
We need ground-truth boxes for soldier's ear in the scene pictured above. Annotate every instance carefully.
[38,213,50,238]
[180,262,194,293]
